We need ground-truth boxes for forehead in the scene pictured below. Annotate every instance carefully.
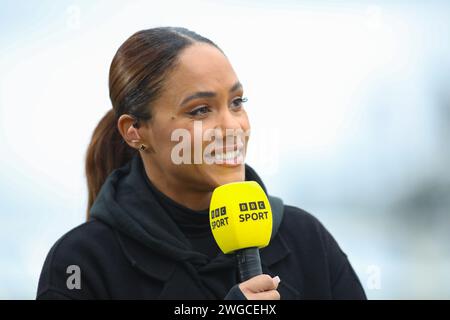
[164,43,240,98]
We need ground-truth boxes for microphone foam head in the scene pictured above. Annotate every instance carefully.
[209,181,273,254]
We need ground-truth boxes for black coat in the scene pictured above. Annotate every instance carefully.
[37,155,366,300]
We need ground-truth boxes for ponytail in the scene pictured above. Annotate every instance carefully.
[85,109,136,219]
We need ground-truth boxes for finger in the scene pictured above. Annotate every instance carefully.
[252,289,281,300]
[272,276,281,289]
[249,274,277,291]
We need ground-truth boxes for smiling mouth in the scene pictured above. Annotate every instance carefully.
[204,145,245,166]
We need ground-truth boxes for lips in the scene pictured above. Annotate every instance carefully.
[204,144,245,165]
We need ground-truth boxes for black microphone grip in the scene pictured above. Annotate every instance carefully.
[236,247,262,282]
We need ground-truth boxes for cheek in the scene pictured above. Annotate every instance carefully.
[239,113,251,144]
[156,121,203,165]
[236,110,251,133]
[151,122,180,158]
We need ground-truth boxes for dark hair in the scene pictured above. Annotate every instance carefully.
[85,27,223,218]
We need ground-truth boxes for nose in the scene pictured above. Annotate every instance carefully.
[215,108,245,147]
[215,107,242,137]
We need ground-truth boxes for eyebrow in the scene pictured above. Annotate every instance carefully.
[179,81,243,107]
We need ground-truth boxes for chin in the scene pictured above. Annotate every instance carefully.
[208,163,245,187]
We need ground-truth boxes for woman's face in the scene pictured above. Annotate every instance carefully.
[143,43,250,191]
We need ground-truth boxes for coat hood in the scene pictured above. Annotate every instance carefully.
[90,153,270,267]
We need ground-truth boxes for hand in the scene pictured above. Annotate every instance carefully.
[238,274,281,300]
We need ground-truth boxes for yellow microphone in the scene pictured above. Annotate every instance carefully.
[209,181,273,281]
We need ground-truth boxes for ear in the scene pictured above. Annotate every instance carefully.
[117,114,146,150]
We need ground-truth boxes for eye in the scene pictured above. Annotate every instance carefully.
[230,97,248,110]
[187,105,211,117]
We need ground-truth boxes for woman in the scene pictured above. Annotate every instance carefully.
[36,27,366,300]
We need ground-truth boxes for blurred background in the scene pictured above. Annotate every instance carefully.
[1,0,449,299]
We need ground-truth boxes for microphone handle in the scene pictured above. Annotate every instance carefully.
[236,247,262,282]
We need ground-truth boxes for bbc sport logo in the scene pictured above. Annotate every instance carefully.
[211,206,227,219]
[239,201,266,212]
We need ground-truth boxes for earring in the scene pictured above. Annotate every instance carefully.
[139,144,147,151]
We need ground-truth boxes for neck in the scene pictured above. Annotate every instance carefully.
[141,157,212,211]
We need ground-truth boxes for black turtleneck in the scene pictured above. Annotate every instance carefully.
[142,169,222,260]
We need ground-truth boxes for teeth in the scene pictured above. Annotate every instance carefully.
[213,149,242,161]
[203,147,245,164]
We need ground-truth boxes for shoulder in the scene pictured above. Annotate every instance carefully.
[277,205,367,299]
[281,205,330,236]
[282,205,322,225]
[279,205,347,258]
[45,219,118,261]
[36,219,121,299]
